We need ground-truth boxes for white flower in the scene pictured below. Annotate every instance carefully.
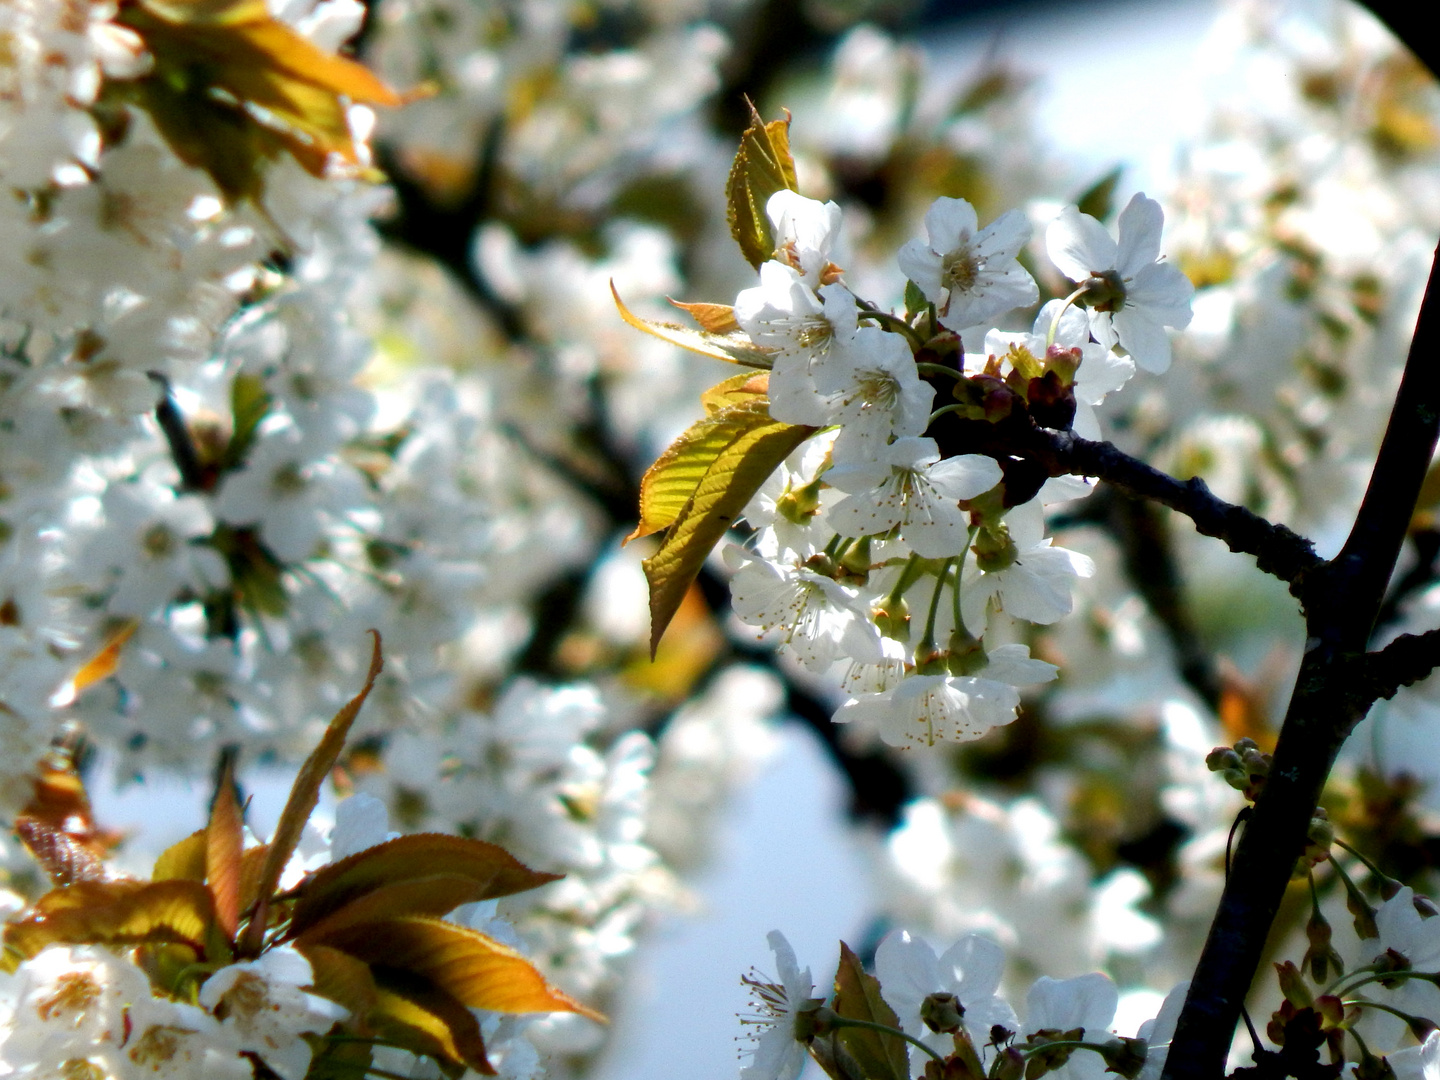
[735,265,858,425]
[842,672,1022,747]
[1046,193,1194,374]
[199,947,349,1080]
[1136,981,1189,1080]
[120,997,252,1080]
[820,327,935,464]
[1,945,153,1070]
[1389,1028,1440,1080]
[827,437,1001,558]
[730,556,883,671]
[1024,972,1119,1080]
[873,929,1017,1069]
[739,931,816,1080]
[766,190,843,286]
[962,501,1095,634]
[899,197,1038,332]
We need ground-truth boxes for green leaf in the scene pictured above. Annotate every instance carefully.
[238,632,383,957]
[308,915,605,1022]
[3,880,223,970]
[725,101,799,268]
[1075,166,1124,222]
[903,279,928,323]
[287,833,560,939]
[642,399,815,654]
[305,1031,376,1080]
[628,373,771,543]
[832,942,910,1080]
[227,372,272,469]
[612,282,774,368]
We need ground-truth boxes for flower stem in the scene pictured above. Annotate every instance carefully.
[918,558,954,659]
[1046,286,1090,347]
[917,362,964,380]
[825,1017,944,1062]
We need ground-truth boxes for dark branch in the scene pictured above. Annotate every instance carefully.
[931,416,1323,589]
[1163,237,1440,1080]
[1359,628,1440,703]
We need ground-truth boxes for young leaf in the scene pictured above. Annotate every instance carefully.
[669,298,741,334]
[832,941,911,1080]
[286,833,560,938]
[227,372,272,470]
[114,0,402,204]
[612,283,774,368]
[206,751,245,941]
[307,915,605,1023]
[154,830,209,882]
[294,876,508,941]
[369,978,490,1076]
[3,880,220,969]
[14,749,115,887]
[54,618,138,705]
[294,942,380,1024]
[642,400,816,653]
[239,632,383,957]
[627,374,772,544]
[726,101,800,268]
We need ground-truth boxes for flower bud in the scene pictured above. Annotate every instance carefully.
[992,1047,1025,1080]
[1099,1037,1148,1080]
[1079,268,1127,312]
[875,598,910,642]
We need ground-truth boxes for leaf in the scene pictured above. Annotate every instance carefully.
[295,942,380,1023]
[206,752,245,941]
[628,374,772,544]
[288,833,560,939]
[612,282,774,368]
[369,976,489,1076]
[669,299,740,334]
[3,880,221,970]
[295,876,498,941]
[306,1031,376,1080]
[154,830,208,882]
[115,0,402,203]
[726,101,799,268]
[642,400,816,653]
[832,942,910,1080]
[14,749,116,887]
[308,916,605,1023]
[56,619,138,704]
[238,632,383,957]
[1075,166,1125,222]
[227,372,272,469]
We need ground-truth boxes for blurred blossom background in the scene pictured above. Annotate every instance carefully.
[6,0,1440,1077]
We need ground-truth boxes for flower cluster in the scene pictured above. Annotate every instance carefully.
[719,186,1193,750]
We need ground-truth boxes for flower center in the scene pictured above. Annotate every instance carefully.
[941,243,982,294]
[1081,268,1127,312]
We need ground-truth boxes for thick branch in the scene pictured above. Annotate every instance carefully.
[1162,239,1440,1080]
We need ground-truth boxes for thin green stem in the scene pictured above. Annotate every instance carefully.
[1334,838,1391,885]
[885,553,925,609]
[928,403,969,424]
[1046,286,1090,348]
[827,1017,943,1062]
[917,362,964,380]
[858,305,926,350]
[918,559,954,658]
[1020,1040,1116,1060]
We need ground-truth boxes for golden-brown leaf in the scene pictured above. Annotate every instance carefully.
[612,283,774,369]
[239,632,382,957]
[668,299,740,334]
[207,754,245,941]
[311,916,605,1023]
[3,880,220,970]
[725,102,799,269]
[154,830,208,882]
[370,976,491,1076]
[60,619,138,703]
[14,749,117,887]
[295,942,380,1025]
[288,833,559,939]
[832,941,910,1080]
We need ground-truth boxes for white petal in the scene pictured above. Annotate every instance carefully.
[1047,207,1117,282]
[898,241,946,303]
[1114,193,1164,279]
[926,454,1002,501]
[1127,262,1195,327]
[974,208,1032,261]
[924,196,979,251]
[1112,308,1174,375]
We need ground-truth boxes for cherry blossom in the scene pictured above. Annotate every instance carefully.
[899,197,1039,332]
